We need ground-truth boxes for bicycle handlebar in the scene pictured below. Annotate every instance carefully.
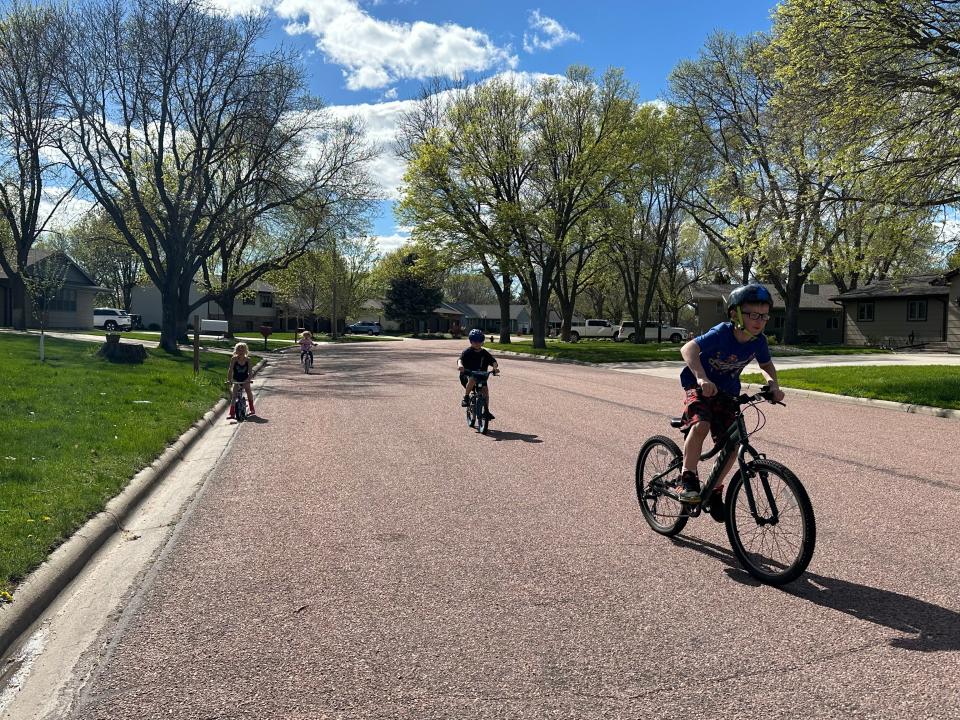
[736,384,785,407]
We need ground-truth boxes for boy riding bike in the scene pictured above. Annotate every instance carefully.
[458,329,499,420]
[677,283,784,519]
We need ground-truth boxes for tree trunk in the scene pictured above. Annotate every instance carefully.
[218,295,236,338]
[497,281,512,344]
[159,292,181,353]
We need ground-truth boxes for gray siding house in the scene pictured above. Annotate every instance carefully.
[130,281,281,332]
[948,269,960,351]
[691,283,844,344]
[0,250,106,329]
[830,273,955,349]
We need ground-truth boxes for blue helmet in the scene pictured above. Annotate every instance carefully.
[468,328,485,343]
[726,283,772,313]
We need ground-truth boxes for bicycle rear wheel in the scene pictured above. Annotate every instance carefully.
[636,435,687,536]
[725,459,816,585]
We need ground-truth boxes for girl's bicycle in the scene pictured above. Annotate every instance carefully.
[231,381,248,422]
[301,350,313,373]
[464,370,495,434]
[635,385,816,585]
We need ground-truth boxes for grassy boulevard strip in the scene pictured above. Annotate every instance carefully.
[486,338,889,363]
[0,334,249,602]
[742,366,960,410]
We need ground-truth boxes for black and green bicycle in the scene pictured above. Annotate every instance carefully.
[635,385,816,585]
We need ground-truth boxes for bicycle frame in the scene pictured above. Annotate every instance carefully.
[654,397,783,523]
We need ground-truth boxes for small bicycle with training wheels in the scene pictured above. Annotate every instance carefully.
[635,385,816,585]
[464,369,496,434]
[230,382,248,422]
[301,349,313,373]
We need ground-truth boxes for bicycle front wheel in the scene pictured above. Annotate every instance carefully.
[725,459,816,585]
[475,396,488,434]
[636,435,688,536]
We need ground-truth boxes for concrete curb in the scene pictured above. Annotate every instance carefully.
[0,359,268,657]
[493,347,960,421]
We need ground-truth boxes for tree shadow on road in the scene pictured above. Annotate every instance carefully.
[669,534,960,652]
[485,429,543,443]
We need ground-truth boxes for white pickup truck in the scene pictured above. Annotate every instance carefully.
[615,320,691,344]
[567,319,618,342]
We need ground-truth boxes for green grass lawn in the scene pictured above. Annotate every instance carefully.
[486,338,891,364]
[741,366,960,409]
[487,339,683,362]
[58,329,397,350]
[0,334,239,598]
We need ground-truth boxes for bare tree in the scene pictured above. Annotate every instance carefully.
[55,0,375,351]
[0,1,76,329]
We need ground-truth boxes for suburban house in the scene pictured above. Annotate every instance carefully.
[830,272,957,349]
[691,283,844,344]
[130,281,286,332]
[0,249,106,329]
[356,299,573,334]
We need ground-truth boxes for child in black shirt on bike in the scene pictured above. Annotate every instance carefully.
[457,329,499,420]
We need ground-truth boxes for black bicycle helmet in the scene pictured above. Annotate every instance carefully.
[726,283,772,313]
[468,328,485,342]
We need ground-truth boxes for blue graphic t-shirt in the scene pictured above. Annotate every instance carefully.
[679,322,771,396]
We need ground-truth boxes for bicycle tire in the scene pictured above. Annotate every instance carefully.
[636,435,688,536]
[475,396,488,434]
[725,459,816,585]
[466,395,475,427]
[303,355,309,373]
[235,397,246,422]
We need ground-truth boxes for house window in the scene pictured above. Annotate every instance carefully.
[826,316,839,330]
[47,288,77,312]
[907,300,927,322]
[716,301,724,315]
[857,302,875,322]
[259,292,273,308]
[242,295,256,305]
[773,315,785,330]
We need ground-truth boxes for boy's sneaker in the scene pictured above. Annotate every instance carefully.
[706,487,725,522]
[461,395,470,407]
[677,471,701,503]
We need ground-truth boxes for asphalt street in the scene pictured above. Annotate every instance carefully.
[65,339,960,719]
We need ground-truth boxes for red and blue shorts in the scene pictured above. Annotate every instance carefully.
[680,388,738,444]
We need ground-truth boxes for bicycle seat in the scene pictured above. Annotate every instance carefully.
[670,417,684,429]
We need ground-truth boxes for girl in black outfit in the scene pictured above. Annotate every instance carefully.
[227,342,255,419]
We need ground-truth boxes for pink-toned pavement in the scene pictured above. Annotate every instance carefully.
[69,339,959,719]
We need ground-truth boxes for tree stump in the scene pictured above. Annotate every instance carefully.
[98,336,147,363]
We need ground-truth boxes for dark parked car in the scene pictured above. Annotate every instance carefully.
[345,321,382,335]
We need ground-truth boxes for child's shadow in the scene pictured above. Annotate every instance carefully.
[486,429,542,443]
[670,535,960,652]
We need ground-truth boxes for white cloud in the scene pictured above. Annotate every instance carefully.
[274,0,517,90]
[522,10,579,54]
[373,232,409,253]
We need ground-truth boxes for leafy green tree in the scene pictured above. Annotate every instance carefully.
[63,207,145,310]
[771,0,960,207]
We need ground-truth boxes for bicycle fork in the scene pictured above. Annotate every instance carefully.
[735,446,781,526]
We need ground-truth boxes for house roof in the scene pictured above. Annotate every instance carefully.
[828,274,950,301]
[0,248,103,289]
[691,283,841,310]
[945,267,960,280]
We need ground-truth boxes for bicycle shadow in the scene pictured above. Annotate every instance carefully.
[669,535,960,652]
[485,429,543,443]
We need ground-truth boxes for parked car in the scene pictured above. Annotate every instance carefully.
[567,319,618,342]
[345,321,382,335]
[93,307,132,331]
[614,320,691,344]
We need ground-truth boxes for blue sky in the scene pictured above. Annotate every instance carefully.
[213,0,779,248]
